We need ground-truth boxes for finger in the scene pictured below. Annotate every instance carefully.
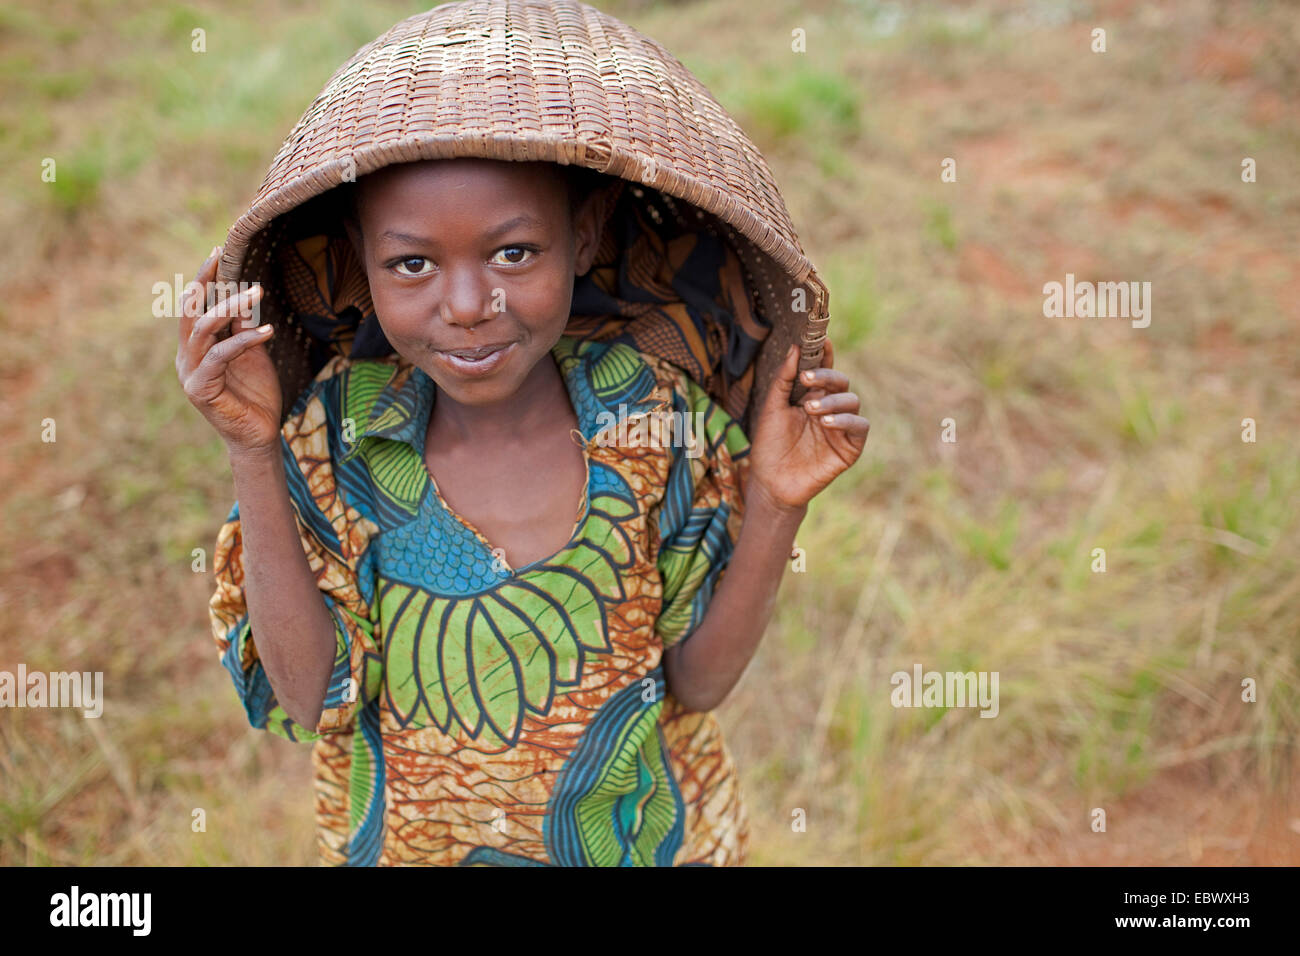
[186,325,274,400]
[799,366,849,395]
[765,343,801,409]
[184,284,265,369]
[178,246,222,344]
[803,391,859,416]
[816,412,869,437]
[180,282,262,375]
[796,340,840,404]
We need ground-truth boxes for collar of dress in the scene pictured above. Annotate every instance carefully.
[341,334,672,458]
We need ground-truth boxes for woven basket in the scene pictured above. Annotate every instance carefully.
[217,0,829,427]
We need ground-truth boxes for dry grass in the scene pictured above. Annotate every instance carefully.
[1,0,1297,866]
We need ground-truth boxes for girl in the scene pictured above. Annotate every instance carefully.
[177,0,867,866]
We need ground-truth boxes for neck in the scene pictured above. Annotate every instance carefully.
[427,349,574,446]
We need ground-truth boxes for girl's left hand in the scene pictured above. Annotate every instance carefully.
[748,339,869,512]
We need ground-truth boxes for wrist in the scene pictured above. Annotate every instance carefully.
[746,478,808,525]
[228,442,283,473]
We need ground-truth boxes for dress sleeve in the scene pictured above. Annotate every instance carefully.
[654,375,751,649]
[207,376,383,744]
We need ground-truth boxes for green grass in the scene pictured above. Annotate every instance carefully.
[1,0,1298,867]
[735,67,862,143]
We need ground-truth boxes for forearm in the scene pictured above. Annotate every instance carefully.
[228,447,339,729]
[662,484,806,711]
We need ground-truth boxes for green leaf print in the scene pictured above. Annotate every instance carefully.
[379,492,633,747]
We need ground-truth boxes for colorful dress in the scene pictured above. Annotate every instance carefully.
[208,333,753,865]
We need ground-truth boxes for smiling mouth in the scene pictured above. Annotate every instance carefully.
[439,344,510,360]
[432,341,517,377]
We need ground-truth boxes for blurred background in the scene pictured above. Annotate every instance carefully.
[1,0,1297,865]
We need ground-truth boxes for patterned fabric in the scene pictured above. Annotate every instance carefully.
[208,333,754,866]
[274,185,771,424]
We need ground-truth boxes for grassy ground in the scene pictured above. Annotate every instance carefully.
[1,0,1297,865]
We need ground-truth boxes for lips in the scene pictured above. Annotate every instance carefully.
[440,344,511,360]
[433,341,517,378]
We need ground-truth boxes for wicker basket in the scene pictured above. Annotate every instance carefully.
[217,0,829,427]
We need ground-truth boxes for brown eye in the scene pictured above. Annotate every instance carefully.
[493,246,533,265]
[394,257,431,275]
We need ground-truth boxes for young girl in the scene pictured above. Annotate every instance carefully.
[177,1,867,866]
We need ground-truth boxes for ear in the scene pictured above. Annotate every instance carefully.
[572,183,616,276]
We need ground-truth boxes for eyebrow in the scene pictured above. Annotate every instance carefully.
[378,215,547,246]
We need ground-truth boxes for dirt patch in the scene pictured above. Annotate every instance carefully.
[1026,764,1300,865]
[1189,29,1269,83]
[959,241,1036,298]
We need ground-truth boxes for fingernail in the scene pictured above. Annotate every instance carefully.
[807,399,820,410]
[256,324,272,334]
[803,370,815,382]
[822,414,834,425]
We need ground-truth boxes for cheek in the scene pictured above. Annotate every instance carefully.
[505,263,574,319]
[367,288,429,348]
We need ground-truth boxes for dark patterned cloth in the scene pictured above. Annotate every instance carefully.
[272,183,771,424]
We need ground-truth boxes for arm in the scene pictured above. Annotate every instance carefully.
[177,247,338,730]
[663,340,868,711]
[662,482,805,711]
[227,446,338,729]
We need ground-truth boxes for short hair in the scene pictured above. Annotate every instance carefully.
[556,163,611,219]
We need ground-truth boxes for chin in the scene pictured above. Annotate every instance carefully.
[426,366,526,405]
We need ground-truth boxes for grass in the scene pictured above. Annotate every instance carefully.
[1,0,1298,866]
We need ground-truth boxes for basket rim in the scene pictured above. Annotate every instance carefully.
[218,135,823,309]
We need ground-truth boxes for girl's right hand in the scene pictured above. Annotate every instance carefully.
[175,246,283,459]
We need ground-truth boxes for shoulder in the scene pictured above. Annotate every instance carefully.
[279,353,407,454]
[272,355,395,552]
[274,355,407,528]
[556,335,750,460]
[282,353,406,425]
[631,346,752,468]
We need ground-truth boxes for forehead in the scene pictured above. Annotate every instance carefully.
[357,158,565,208]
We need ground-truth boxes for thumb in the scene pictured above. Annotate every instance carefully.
[764,343,801,410]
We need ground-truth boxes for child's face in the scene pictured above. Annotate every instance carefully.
[347,158,604,407]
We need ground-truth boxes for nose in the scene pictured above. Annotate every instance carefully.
[438,262,494,330]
